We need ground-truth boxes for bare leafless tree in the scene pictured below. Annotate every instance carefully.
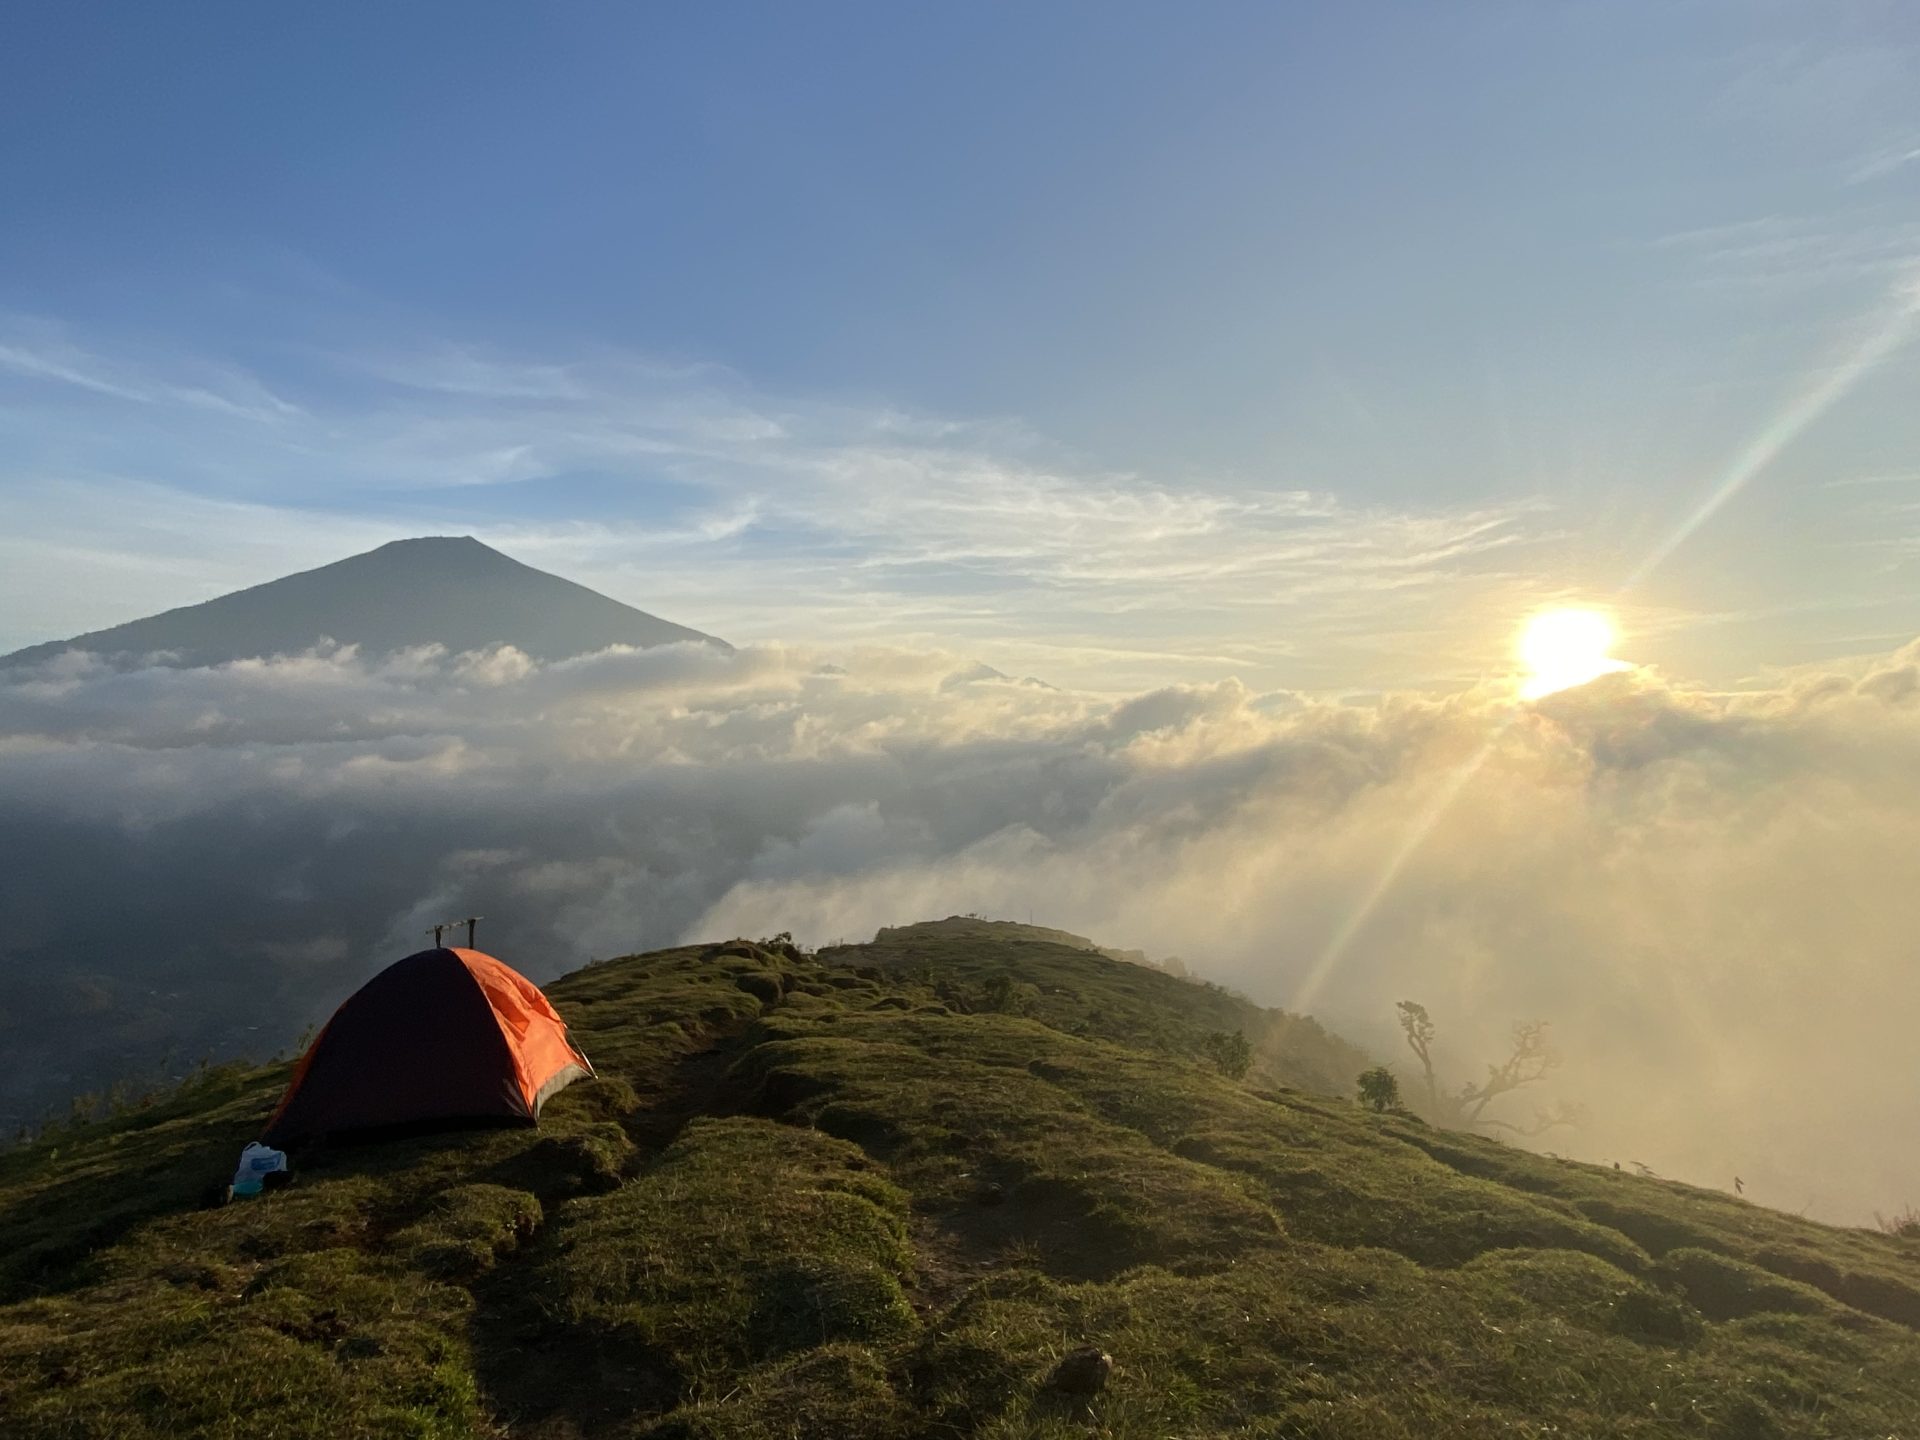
[1396,1003,1578,1136]
[1395,1001,1442,1112]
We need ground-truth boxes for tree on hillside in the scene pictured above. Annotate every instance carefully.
[1396,1001,1443,1113]
[1356,1065,1401,1112]
[1394,1001,1584,1136]
[1201,1029,1252,1079]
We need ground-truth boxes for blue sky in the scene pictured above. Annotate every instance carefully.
[4,3,1920,691]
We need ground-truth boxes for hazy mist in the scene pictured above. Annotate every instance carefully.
[5,637,1919,1222]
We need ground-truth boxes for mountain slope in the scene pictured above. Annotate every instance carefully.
[2,925,1918,1438]
[0,536,726,669]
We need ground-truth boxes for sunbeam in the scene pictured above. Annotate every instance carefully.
[1626,268,1920,591]
[1298,269,1920,1019]
[1290,731,1503,1015]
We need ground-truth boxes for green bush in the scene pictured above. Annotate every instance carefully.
[1356,1065,1401,1112]
[1200,1029,1252,1079]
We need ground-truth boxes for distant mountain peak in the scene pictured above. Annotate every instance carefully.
[378,533,484,549]
[1,536,729,670]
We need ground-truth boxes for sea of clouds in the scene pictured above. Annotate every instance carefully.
[5,636,1920,1223]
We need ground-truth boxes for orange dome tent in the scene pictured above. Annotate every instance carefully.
[263,947,593,1147]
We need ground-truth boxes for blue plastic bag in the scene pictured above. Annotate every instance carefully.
[231,1141,288,1197]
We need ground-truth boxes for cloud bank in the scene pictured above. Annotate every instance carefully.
[5,637,1920,1222]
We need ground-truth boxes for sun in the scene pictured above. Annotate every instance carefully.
[1517,608,1629,699]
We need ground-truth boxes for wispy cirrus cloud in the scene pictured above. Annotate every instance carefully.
[1652,213,1920,295]
[0,321,1562,692]
[0,318,305,422]
[1847,138,1920,186]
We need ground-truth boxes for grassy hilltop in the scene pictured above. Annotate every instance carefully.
[2,919,1919,1437]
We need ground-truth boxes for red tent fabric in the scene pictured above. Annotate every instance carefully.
[263,947,593,1147]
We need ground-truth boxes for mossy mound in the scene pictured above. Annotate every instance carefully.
[2,927,1918,1436]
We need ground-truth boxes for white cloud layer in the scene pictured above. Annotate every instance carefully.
[5,636,1920,1223]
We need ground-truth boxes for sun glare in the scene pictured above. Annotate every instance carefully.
[1518,608,1628,699]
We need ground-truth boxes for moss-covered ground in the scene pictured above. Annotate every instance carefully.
[2,920,1918,1437]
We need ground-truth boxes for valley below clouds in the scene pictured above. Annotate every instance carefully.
[6,636,1920,1224]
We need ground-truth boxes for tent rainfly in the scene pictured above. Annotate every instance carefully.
[262,947,593,1148]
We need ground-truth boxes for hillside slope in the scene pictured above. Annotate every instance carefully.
[3,926,1919,1437]
[867,917,1168,971]
[0,535,726,670]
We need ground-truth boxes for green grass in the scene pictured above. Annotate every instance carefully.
[513,1115,916,1434]
[2,923,1918,1437]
